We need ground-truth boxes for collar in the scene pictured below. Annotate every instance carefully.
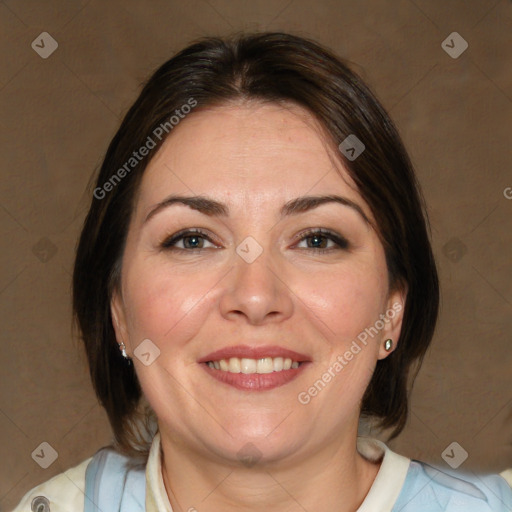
[145,431,411,511]
[146,431,173,511]
[355,436,411,511]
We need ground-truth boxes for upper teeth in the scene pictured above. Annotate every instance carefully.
[207,357,300,373]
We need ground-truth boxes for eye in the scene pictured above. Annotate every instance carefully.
[294,228,349,254]
[160,229,218,251]
[160,228,349,254]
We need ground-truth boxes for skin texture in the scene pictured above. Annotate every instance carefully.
[111,101,406,512]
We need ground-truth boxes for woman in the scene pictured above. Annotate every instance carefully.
[12,31,512,512]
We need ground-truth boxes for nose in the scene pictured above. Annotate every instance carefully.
[219,240,294,326]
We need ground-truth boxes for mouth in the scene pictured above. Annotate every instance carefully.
[205,356,302,373]
[198,345,311,391]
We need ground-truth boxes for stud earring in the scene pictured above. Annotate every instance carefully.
[384,339,393,351]
[118,342,132,361]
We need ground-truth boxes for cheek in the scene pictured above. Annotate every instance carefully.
[122,262,216,345]
[298,261,386,341]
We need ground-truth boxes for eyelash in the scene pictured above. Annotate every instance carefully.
[160,228,349,254]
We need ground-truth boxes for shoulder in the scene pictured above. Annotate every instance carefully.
[10,457,92,512]
[394,460,512,511]
[11,446,147,512]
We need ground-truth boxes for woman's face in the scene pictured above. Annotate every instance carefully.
[111,101,405,465]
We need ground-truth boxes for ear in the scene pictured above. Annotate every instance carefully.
[377,284,407,360]
[110,287,130,351]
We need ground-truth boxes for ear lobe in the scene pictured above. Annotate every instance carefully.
[110,289,128,346]
[377,285,407,360]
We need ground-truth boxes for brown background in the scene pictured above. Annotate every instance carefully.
[1,0,511,510]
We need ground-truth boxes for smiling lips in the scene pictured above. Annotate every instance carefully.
[198,345,311,391]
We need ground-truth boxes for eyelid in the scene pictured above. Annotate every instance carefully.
[160,228,219,249]
[292,228,350,251]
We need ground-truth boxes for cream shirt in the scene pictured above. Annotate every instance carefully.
[11,432,512,511]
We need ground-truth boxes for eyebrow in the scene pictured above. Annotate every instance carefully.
[143,194,370,225]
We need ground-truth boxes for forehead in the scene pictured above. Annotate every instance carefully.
[136,101,368,219]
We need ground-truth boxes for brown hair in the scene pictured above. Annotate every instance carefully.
[72,31,439,461]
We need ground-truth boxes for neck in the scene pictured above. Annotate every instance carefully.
[159,424,382,512]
